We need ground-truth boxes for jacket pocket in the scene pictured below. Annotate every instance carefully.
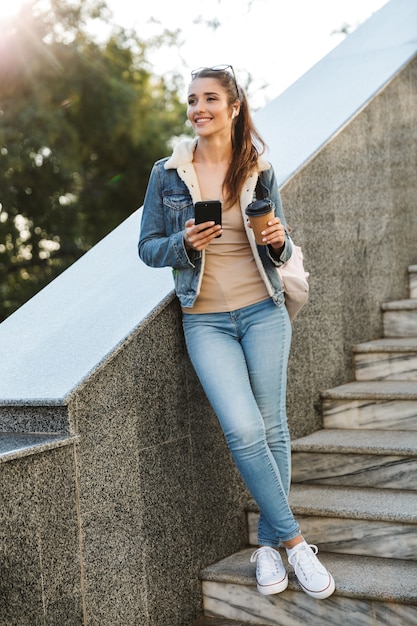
[163,191,194,232]
[163,190,193,211]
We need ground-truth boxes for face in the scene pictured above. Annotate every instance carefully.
[187,77,238,138]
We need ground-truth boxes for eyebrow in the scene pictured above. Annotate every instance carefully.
[188,91,220,98]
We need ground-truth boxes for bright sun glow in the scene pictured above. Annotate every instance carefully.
[0,0,23,19]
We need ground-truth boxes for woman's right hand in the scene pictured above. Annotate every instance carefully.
[183,218,222,251]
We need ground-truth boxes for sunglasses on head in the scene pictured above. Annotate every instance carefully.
[191,64,239,95]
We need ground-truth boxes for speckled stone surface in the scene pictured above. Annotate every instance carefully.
[0,432,79,462]
[203,580,417,626]
[189,619,270,626]
[0,443,83,625]
[321,381,417,430]
[200,547,417,603]
[291,428,417,490]
[382,300,417,338]
[247,483,417,559]
[67,300,249,626]
[199,549,417,625]
[410,267,417,298]
[0,403,71,434]
[353,337,417,381]
[292,427,417,455]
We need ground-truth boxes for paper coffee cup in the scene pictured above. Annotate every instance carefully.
[245,200,275,245]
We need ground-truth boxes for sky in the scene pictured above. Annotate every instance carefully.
[0,0,389,108]
[103,0,389,108]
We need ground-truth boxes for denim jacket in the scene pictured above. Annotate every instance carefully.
[138,138,292,309]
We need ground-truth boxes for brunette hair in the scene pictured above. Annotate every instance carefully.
[190,67,266,208]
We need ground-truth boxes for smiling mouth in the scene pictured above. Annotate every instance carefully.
[195,117,212,124]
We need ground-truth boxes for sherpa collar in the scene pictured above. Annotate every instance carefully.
[164,138,270,206]
[164,138,271,172]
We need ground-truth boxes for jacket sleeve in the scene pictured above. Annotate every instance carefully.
[138,164,201,269]
[262,167,292,266]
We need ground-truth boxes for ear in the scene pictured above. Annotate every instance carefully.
[232,106,240,119]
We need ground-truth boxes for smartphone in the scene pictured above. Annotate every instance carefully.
[194,200,222,237]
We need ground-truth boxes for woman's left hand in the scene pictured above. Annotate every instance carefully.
[259,217,286,249]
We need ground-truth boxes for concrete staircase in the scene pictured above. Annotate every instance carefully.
[190,266,417,626]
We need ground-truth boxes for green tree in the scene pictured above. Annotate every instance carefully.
[0,0,188,320]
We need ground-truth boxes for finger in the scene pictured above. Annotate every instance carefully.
[188,223,222,250]
[195,224,222,243]
[261,223,284,238]
[194,220,216,234]
[261,224,286,245]
[265,218,281,229]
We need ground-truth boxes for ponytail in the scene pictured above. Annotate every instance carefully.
[190,67,267,208]
[227,88,266,208]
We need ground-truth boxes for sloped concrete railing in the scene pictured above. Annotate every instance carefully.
[0,0,416,624]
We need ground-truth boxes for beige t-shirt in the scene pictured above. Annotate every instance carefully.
[182,202,269,314]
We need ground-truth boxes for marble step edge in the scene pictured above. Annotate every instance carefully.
[0,432,79,464]
[320,380,417,400]
[352,337,417,353]
[189,619,267,626]
[291,428,417,456]
[246,484,417,524]
[409,269,417,294]
[381,299,417,311]
[199,548,417,605]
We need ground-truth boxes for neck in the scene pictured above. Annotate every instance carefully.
[194,136,232,166]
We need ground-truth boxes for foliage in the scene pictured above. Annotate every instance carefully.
[0,0,188,320]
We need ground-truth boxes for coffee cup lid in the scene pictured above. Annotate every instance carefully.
[245,199,274,217]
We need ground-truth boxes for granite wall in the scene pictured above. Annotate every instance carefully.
[0,302,249,626]
[0,442,83,625]
[281,54,417,437]
[66,300,250,625]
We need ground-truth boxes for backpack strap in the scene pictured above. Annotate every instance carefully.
[255,173,269,200]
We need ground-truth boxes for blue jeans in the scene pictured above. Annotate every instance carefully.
[182,298,300,546]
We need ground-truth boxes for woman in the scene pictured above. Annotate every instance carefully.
[138,65,335,600]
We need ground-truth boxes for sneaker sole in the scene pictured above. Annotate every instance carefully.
[299,574,336,600]
[257,575,289,595]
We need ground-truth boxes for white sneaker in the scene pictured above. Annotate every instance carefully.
[250,546,288,595]
[287,542,335,600]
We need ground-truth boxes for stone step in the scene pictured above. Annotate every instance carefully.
[246,484,417,559]
[189,618,268,626]
[382,299,417,338]
[0,431,79,463]
[291,428,417,490]
[0,402,70,434]
[200,549,417,626]
[352,337,417,381]
[321,380,417,430]
[409,265,417,299]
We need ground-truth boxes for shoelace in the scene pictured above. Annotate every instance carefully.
[250,547,282,574]
[288,544,321,581]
